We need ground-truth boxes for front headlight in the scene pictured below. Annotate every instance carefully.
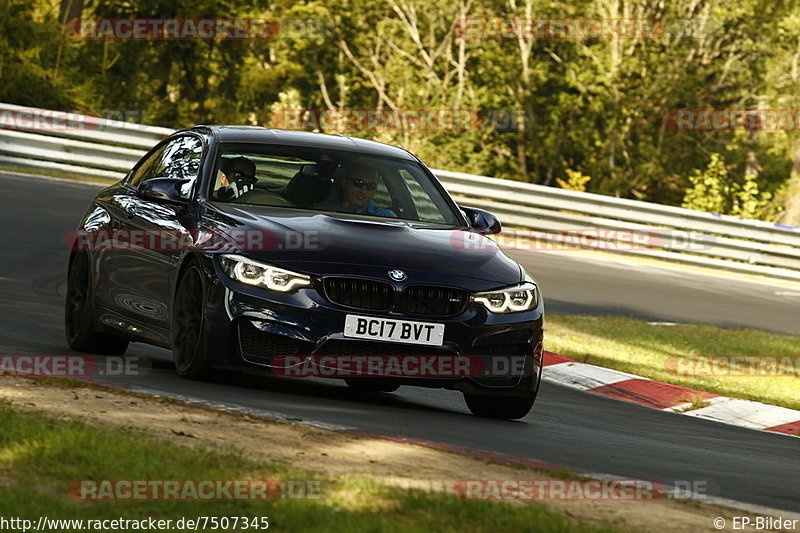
[474,282,538,313]
[220,254,311,292]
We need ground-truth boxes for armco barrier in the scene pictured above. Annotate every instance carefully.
[433,168,800,281]
[1,102,799,282]
[0,102,171,180]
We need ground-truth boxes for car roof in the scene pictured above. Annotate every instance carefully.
[175,126,418,161]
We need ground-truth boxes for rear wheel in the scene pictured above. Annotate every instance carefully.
[65,252,129,355]
[171,263,211,379]
[463,392,535,420]
[345,378,400,393]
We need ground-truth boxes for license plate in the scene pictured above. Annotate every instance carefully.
[343,315,445,346]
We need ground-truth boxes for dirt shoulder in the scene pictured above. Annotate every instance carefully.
[0,376,775,533]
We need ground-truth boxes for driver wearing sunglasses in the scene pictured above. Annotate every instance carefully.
[316,161,396,217]
[213,156,257,201]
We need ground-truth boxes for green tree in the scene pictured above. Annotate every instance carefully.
[0,0,73,107]
[682,153,773,219]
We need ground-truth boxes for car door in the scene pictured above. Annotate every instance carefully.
[96,135,204,337]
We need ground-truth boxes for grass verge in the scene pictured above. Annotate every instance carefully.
[0,400,630,533]
[546,315,800,411]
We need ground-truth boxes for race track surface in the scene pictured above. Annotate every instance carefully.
[1,172,797,512]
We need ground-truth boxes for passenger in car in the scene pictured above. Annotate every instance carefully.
[213,156,257,201]
[315,161,396,217]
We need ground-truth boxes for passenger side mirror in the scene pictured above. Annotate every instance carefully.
[461,206,502,235]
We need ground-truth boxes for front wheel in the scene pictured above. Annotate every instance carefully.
[65,252,129,355]
[171,262,211,379]
[463,392,535,420]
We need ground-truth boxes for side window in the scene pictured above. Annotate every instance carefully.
[128,136,203,198]
[128,144,167,187]
[398,169,446,223]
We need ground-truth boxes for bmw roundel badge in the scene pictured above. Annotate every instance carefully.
[388,269,406,282]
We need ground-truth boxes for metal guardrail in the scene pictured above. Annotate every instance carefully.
[2,102,800,282]
[433,168,800,282]
[0,102,171,180]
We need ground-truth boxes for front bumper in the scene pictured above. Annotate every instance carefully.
[203,261,544,396]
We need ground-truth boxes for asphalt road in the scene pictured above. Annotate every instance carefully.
[505,249,800,336]
[1,172,798,513]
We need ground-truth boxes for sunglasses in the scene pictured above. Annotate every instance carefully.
[231,171,256,183]
[348,178,378,191]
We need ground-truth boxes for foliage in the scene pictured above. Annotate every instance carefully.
[682,153,773,219]
[556,169,592,192]
[3,0,800,222]
[682,153,729,214]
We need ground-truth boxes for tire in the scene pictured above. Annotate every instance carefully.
[65,252,129,355]
[463,392,535,420]
[171,262,211,379]
[344,378,400,393]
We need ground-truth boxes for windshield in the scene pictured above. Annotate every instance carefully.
[209,143,461,225]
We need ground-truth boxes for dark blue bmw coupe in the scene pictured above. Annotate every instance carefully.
[65,126,543,419]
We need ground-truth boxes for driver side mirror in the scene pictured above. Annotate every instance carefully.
[461,206,502,235]
[137,177,191,203]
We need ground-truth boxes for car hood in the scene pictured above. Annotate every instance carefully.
[207,205,523,289]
